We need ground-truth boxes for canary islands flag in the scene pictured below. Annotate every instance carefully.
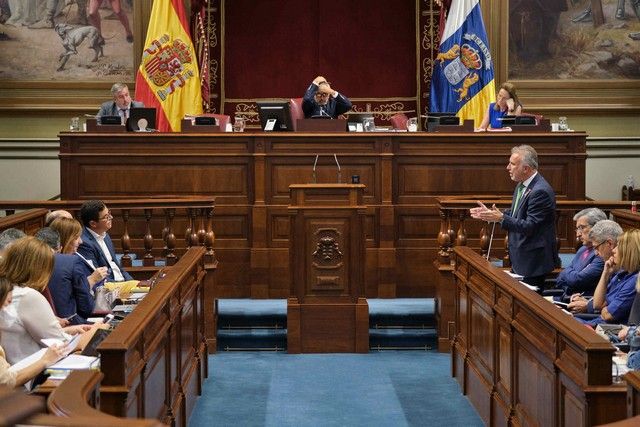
[135,0,203,132]
[429,0,495,127]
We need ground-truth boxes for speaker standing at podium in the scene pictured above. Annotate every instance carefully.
[96,83,145,124]
[302,75,352,119]
[470,145,559,288]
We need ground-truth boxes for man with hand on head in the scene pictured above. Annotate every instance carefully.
[302,76,352,119]
[77,200,133,282]
[470,144,558,289]
[97,83,144,125]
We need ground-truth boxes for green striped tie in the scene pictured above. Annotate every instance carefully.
[513,184,525,212]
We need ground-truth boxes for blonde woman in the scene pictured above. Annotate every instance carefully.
[0,277,66,388]
[0,237,91,364]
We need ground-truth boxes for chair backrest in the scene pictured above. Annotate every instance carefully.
[199,113,231,131]
[289,98,304,131]
[389,113,409,130]
[520,112,543,125]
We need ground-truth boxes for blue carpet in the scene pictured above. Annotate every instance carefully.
[189,351,482,427]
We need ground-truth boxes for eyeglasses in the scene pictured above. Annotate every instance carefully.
[98,210,113,221]
[575,225,589,232]
[592,240,608,251]
[315,93,330,98]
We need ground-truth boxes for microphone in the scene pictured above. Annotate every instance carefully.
[312,154,319,183]
[333,154,341,183]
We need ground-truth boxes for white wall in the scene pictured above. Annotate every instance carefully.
[0,139,60,200]
[586,138,640,200]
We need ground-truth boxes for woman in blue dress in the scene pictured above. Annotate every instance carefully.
[476,82,523,131]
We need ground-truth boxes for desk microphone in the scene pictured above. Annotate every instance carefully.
[312,154,319,183]
[333,154,341,183]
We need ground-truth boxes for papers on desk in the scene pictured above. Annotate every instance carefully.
[41,333,81,354]
[46,355,100,379]
[504,271,524,280]
[612,355,630,378]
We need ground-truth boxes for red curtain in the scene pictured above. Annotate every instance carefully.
[223,0,416,101]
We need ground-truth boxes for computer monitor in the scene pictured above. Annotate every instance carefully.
[425,112,459,132]
[256,101,293,131]
[500,115,536,126]
[100,115,122,125]
[126,107,157,131]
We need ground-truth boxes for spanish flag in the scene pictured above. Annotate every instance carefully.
[429,0,495,127]
[135,0,203,132]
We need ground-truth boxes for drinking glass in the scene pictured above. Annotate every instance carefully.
[406,117,418,132]
[233,116,245,132]
[558,116,568,131]
[69,116,80,131]
[362,117,375,132]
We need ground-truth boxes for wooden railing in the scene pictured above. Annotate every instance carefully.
[0,198,216,268]
[28,371,164,426]
[436,198,639,268]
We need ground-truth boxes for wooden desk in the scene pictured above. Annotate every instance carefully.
[97,247,208,426]
[453,246,625,426]
[59,131,587,299]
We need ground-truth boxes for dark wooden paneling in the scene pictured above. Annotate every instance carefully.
[452,246,626,427]
[60,132,586,298]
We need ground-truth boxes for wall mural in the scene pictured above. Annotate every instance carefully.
[0,0,134,80]
[509,0,640,79]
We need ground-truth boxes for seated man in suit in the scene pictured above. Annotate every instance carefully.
[302,76,352,119]
[96,83,144,124]
[551,207,606,301]
[77,200,133,282]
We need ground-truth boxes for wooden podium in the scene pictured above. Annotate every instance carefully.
[287,184,369,353]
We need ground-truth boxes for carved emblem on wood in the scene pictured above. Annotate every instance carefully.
[312,229,343,268]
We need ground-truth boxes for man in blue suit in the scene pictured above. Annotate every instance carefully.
[96,83,144,124]
[552,207,606,300]
[77,200,133,282]
[471,144,559,288]
[302,76,352,119]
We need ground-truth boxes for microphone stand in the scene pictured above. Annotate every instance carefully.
[312,154,319,183]
[333,154,341,183]
[486,221,496,261]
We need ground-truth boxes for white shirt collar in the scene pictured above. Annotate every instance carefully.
[521,171,537,188]
[87,227,106,240]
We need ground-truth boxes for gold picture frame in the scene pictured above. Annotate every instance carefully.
[486,1,640,114]
[0,0,152,113]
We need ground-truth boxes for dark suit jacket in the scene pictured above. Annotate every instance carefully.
[97,100,145,122]
[302,84,352,119]
[555,245,604,296]
[47,253,95,324]
[77,227,133,282]
[501,173,558,278]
